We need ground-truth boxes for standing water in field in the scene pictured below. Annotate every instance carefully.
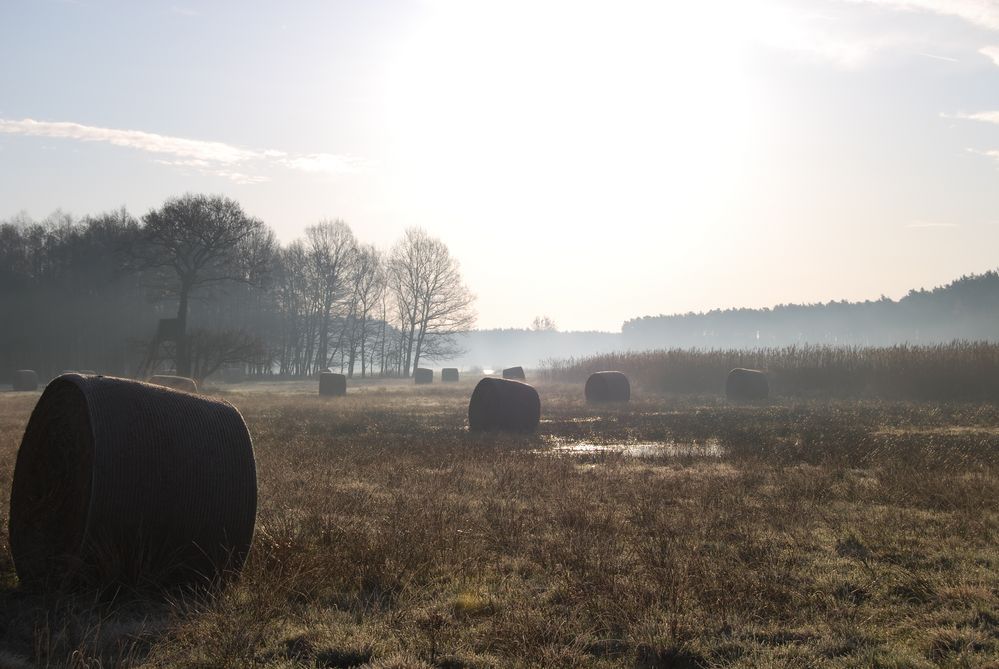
[535,437,725,459]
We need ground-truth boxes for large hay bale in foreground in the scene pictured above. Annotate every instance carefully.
[726,368,769,400]
[414,368,433,385]
[148,374,198,393]
[585,371,631,402]
[8,374,257,590]
[502,366,526,380]
[12,370,39,391]
[468,377,541,432]
[442,368,459,383]
[319,372,347,396]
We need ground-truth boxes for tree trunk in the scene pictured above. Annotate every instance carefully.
[360,314,367,378]
[176,285,191,377]
[403,322,416,376]
[379,302,387,377]
[412,323,426,374]
[316,309,329,374]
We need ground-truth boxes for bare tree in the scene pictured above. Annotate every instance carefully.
[187,328,269,382]
[388,228,475,375]
[304,219,357,373]
[531,315,558,331]
[136,194,274,376]
[345,244,384,377]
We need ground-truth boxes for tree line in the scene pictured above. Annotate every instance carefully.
[0,194,475,382]
[621,271,999,350]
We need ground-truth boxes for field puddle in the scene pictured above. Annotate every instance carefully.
[535,437,725,459]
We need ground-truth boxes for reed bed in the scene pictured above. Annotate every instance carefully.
[541,342,999,400]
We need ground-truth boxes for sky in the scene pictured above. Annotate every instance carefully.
[2,0,999,331]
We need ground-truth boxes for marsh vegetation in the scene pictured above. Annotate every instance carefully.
[1,379,996,668]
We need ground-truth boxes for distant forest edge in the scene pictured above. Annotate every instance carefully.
[450,271,999,369]
[620,270,999,349]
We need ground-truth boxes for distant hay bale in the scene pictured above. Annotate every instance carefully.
[319,372,347,397]
[502,366,526,381]
[468,377,541,432]
[585,371,631,402]
[147,375,198,393]
[442,368,460,383]
[8,374,256,590]
[12,370,39,392]
[414,368,433,385]
[726,368,769,400]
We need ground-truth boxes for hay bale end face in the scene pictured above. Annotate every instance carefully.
[147,374,198,394]
[585,371,631,402]
[414,368,433,385]
[12,370,39,392]
[726,368,769,400]
[441,368,460,383]
[8,374,257,590]
[319,372,347,396]
[502,366,526,381]
[468,377,541,432]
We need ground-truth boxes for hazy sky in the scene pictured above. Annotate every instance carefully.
[3,0,999,331]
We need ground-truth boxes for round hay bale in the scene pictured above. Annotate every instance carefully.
[414,368,433,385]
[319,372,347,396]
[12,370,39,392]
[8,374,257,590]
[726,368,769,400]
[441,368,460,383]
[585,371,631,402]
[468,377,541,432]
[147,374,198,394]
[502,366,525,381]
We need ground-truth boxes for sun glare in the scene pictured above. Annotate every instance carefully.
[380,1,764,242]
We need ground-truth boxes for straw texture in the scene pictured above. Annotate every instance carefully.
[468,377,541,432]
[8,374,257,590]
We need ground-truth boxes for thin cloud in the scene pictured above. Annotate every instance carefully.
[917,52,959,62]
[0,117,363,183]
[750,4,944,68]
[970,148,999,165]
[980,45,999,66]
[842,0,999,32]
[280,154,362,174]
[948,111,999,124]
[170,6,200,17]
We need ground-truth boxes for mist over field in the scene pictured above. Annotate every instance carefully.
[3,1,999,667]
[452,271,999,369]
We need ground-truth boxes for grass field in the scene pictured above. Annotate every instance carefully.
[1,379,997,668]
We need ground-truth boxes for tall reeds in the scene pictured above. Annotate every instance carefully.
[541,342,999,400]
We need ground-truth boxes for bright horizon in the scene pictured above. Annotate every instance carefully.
[3,0,999,331]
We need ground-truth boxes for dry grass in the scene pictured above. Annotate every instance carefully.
[542,342,999,401]
[1,380,997,667]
